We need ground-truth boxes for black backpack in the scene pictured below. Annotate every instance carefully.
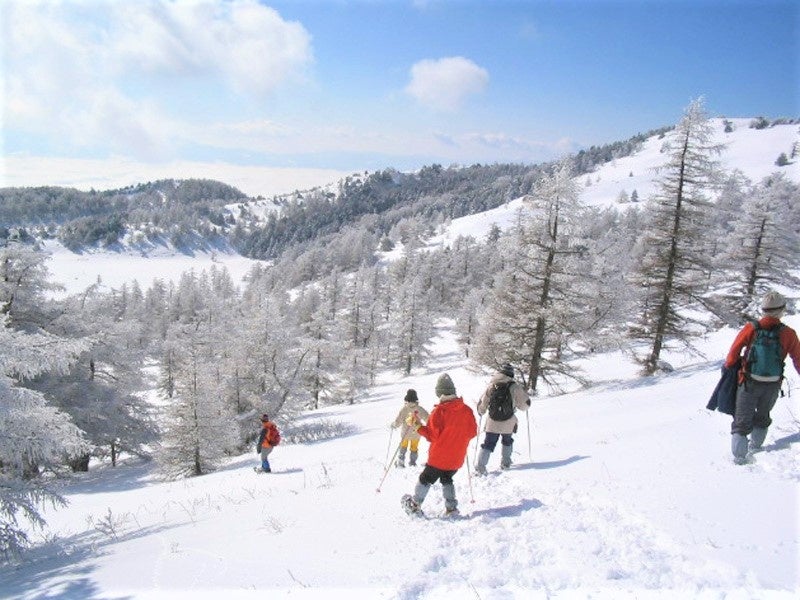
[487,381,514,421]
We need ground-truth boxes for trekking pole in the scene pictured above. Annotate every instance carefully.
[465,453,476,504]
[376,441,404,493]
[526,410,532,462]
[473,412,483,464]
[385,426,395,466]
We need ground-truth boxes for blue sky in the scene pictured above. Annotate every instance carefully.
[1,0,797,196]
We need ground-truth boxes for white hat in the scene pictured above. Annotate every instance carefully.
[761,291,786,312]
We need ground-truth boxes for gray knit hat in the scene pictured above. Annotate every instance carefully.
[761,290,786,313]
[435,373,456,397]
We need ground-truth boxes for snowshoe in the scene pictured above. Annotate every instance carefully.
[254,466,272,473]
[441,507,460,518]
[401,494,424,517]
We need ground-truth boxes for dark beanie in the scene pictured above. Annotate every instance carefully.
[500,363,514,378]
[435,373,456,397]
[404,389,418,403]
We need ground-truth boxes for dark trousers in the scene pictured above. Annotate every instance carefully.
[481,431,513,451]
[731,379,781,435]
[418,465,457,486]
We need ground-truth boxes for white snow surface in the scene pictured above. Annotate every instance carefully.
[2,320,799,599]
[2,118,799,599]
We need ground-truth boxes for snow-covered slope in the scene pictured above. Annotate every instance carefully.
[429,118,799,248]
[2,320,798,598]
[580,118,799,209]
[37,118,799,296]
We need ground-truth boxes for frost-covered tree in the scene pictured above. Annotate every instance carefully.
[0,242,62,329]
[0,314,88,560]
[722,173,800,315]
[295,281,340,409]
[336,268,381,403]
[235,291,309,420]
[472,159,596,393]
[158,321,239,478]
[455,288,486,358]
[30,283,158,469]
[631,98,723,374]
[387,250,435,375]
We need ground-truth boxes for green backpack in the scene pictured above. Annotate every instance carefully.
[745,322,785,379]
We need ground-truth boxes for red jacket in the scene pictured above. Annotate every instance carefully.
[417,396,477,471]
[724,316,800,382]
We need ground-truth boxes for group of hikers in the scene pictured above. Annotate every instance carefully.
[255,290,800,515]
[394,366,531,517]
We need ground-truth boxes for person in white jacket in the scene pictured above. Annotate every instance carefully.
[391,389,430,467]
[475,364,530,474]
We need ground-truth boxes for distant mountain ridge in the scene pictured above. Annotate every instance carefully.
[1,117,797,261]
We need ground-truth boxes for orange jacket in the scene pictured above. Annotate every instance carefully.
[258,421,279,449]
[417,396,477,471]
[724,316,800,382]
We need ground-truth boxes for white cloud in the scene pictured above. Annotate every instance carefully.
[2,0,313,159]
[405,57,489,111]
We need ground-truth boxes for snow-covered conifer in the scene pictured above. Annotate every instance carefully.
[630,98,724,375]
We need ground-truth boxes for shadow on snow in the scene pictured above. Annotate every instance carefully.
[470,497,543,519]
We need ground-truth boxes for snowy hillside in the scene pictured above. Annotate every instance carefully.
[40,117,799,296]
[429,118,799,248]
[2,319,798,598]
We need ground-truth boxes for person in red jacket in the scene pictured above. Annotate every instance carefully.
[256,414,280,473]
[401,373,477,517]
[724,291,800,464]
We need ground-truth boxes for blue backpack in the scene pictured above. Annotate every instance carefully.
[745,322,785,379]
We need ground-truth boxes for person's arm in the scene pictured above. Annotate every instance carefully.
[780,327,800,375]
[724,323,754,368]
[256,428,265,452]
[476,388,489,416]
[512,383,530,411]
[415,407,439,442]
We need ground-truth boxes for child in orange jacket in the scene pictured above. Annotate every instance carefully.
[401,373,477,517]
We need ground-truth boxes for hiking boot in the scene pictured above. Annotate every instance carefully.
[395,459,405,468]
[749,428,768,451]
[475,448,491,475]
[731,433,748,464]
[442,507,460,518]
[401,494,423,516]
[500,444,513,469]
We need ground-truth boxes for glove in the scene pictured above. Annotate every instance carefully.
[405,412,420,430]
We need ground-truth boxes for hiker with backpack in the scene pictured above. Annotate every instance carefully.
[256,414,281,473]
[401,373,477,517]
[724,291,800,464]
[390,389,430,468]
[475,364,531,474]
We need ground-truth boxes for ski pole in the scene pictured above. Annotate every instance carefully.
[465,453,475,504]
